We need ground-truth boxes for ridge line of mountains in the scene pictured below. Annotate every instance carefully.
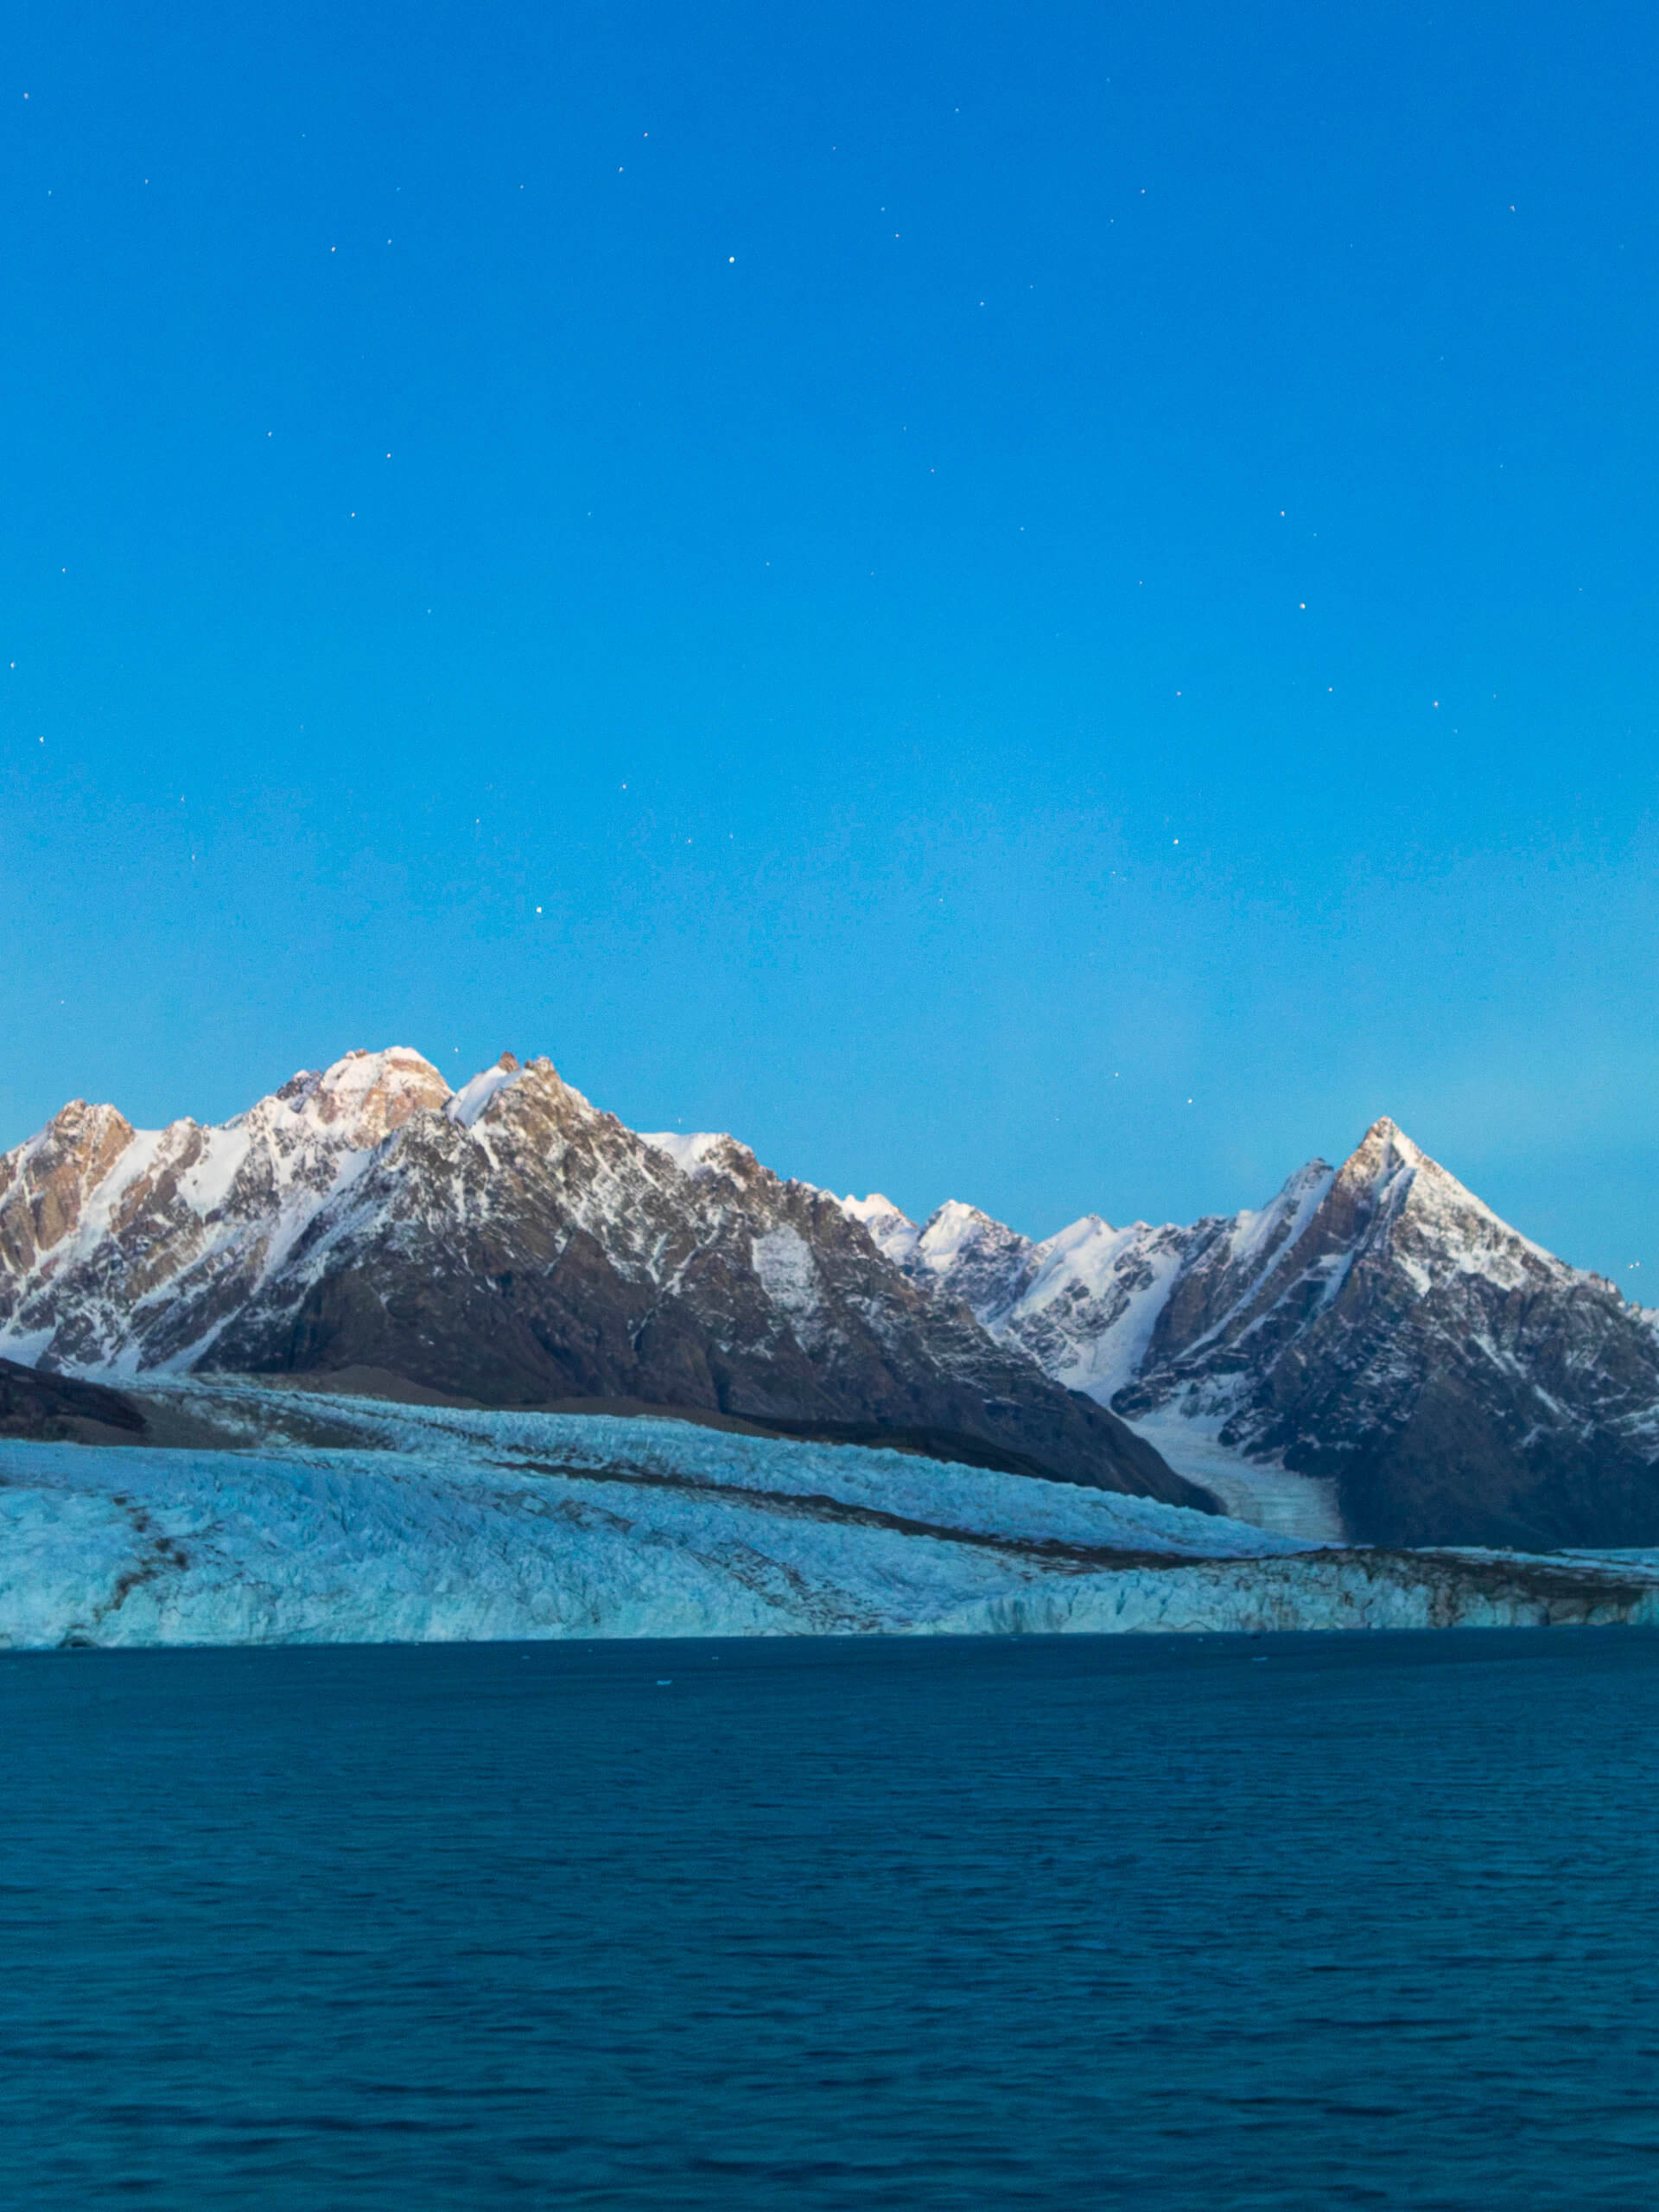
[4,1045,1658,1550]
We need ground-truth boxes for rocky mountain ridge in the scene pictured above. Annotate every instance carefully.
[9,1049,1659,1547]
[844,1121,1659,1549]
[0,1049,1198,1510]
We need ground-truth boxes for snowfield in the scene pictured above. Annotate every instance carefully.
[1,1386,1656,1649]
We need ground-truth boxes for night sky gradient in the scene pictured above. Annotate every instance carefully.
[3,3,1656,1278]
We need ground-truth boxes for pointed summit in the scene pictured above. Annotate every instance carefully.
[1324,1116,1543,1277]
[1338,1116,1427,1184]
[838,1193,919,1268]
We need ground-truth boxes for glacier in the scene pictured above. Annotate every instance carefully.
[2,1384,1655,1649]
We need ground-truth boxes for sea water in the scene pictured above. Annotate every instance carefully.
[3,1630,1657,2209]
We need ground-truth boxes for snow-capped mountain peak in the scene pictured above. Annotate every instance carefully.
[1323,1114,1561,1292]
[910,1201,1031,1307]
[837,1192,919,1266]
[283,1046,452,1145]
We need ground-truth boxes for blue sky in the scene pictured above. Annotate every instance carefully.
[3,1,1656,1278]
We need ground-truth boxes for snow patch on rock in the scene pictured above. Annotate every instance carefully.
[639,1130,731,1176]
[749,1225,821,1323]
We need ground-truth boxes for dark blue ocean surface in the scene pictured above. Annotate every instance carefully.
[3,1630,1658,2209]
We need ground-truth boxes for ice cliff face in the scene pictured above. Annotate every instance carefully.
[844,1120,1659,1551]
[0,1052,1199,1511]
[5,1383,1656,1650]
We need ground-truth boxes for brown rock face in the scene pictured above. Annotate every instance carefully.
[0,1101,136,1281]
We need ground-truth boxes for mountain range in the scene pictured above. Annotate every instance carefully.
[846,1119,1659,1549]
[4,1046,1658,1550]
[0,1049,1192,1510]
